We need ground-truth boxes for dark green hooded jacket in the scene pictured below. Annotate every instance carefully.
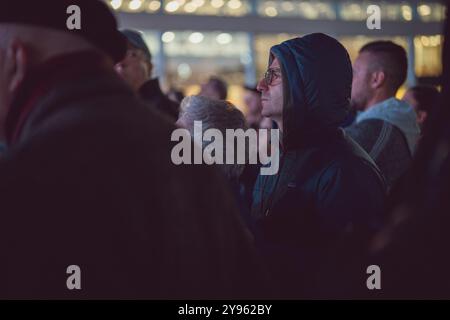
[251,33,386,298]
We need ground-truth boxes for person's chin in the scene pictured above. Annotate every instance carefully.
[260,110,272,119]
[260,103,271,118]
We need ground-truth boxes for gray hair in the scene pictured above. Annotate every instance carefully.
[178,95,248,181]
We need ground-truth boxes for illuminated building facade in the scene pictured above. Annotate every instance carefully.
[105,0,445,107]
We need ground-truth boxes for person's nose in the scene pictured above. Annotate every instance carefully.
[114,62,125,72]
[257,78,267,92]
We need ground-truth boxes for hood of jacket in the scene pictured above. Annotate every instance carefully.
[356,97,420,154]
[269,33,353,150]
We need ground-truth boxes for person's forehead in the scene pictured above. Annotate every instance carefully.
[356,51,376,64]
[352,54,366,71]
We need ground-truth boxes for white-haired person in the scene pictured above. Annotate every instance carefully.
[177,95,255,229]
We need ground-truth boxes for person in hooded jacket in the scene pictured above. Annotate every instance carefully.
[252,33,386,298]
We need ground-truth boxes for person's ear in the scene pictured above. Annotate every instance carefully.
[8,41,28,93]
[370,70,386,89]
[147,61,153,77]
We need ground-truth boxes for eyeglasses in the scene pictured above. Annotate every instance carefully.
[264,67,282,86]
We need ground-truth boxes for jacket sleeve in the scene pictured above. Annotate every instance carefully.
[305,160,386,297]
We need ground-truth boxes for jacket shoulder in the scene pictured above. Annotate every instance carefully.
[345,119,385,149]
[346,119,409,160]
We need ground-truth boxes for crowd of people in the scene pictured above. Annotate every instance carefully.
[0,0,448,299]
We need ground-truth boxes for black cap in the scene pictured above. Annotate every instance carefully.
[0,0,127,63]
[120,29,152,61]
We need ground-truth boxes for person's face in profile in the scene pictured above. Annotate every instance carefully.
[351,51,376,112]
[257,57,283,124]
[114,43,152,92]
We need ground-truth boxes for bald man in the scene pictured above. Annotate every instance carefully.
[0,1,265,299]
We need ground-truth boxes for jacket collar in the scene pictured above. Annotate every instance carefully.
[356,97,420,154]
[5,51,112,145]
[138,78,163,100]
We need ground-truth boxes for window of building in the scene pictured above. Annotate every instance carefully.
[414,35,443,77]
[257,1,336,19]
[417,2,446,22]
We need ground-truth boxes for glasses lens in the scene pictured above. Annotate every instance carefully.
[265,70,272,86]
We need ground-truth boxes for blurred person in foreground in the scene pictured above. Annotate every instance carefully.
[370,14,450,299]
[0,0,265,299]
[114,29,179,120]
[253,33,386,298]
[345,41,420,191]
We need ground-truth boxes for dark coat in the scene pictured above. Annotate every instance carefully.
[139,78,179,121]
[369,15,450,299]
[0,143,6,158]
[345,97,420,191]
[251,34,386,298]
[0,52,265,299]
[346,119,412,191]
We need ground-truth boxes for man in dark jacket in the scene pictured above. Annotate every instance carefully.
[114,29,179,120]
[253,33,386,298]
[0,0,264,299]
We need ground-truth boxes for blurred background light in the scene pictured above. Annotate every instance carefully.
[216,33,233,44]
[228,0,243,10]
[177,63,193,79]
[162,31,176,43]
[110,0,123,10]
[189,32,205,43]
[265,6,278,17]
[148,0,162,11]
[128,0,143,11]
[211,0,225,9]
[418,4,431,16]
[166,1,181,12]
